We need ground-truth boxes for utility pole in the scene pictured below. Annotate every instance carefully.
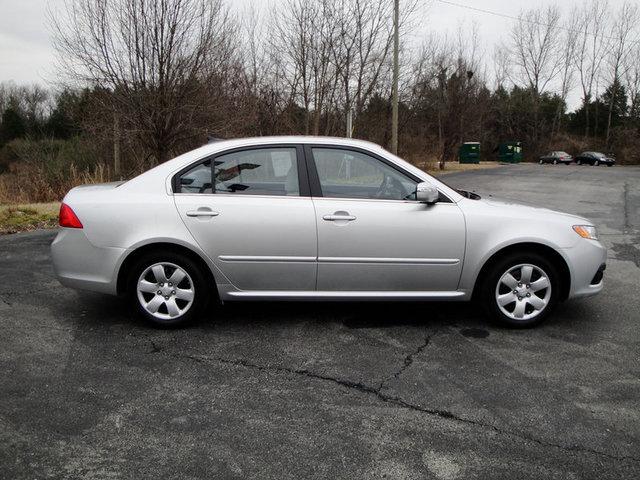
[346,108,353,138]
[391,0,400,155]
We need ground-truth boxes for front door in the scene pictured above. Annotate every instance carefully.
[307,146,466,292]
[173,145,317,291]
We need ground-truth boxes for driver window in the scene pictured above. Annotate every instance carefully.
[311,148,417,201]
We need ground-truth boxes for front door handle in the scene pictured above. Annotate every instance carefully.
[323,213,356,222]
[186,209,219,217]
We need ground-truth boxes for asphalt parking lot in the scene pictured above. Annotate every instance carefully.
[1,163,639,479]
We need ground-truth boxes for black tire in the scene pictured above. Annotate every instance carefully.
[539,159,544,165]
[577,159,582,165]
[127,250,210,327]
[594,160,599,166]
[479,252,560,328]
[607,163,613,167]
[553,159,558,165]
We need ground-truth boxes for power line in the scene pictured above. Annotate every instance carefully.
[434,0,637,44]
[436,0,537,25]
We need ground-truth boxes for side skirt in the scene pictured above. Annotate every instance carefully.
[218,288,470,302]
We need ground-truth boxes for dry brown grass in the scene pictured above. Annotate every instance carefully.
[0,202,60,234]
[0,163,111,204]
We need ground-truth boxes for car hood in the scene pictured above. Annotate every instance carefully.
[478,195,591,224]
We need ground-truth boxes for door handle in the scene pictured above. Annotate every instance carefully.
[186,209,219,217]
[323,214,356,221]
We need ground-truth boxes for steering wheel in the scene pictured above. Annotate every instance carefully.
[374,174,406,200]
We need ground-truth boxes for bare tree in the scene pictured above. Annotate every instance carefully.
[51,0,237,165]
[624,41,640,122]
[411,25,485,170]
[574,0,612,138]
[552,13,579,136]
[604,1,639,145]
[508,5,562,142]
[331,0,394,135]
[272,0,339,135]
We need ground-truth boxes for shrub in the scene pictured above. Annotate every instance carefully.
[0,137,112,203]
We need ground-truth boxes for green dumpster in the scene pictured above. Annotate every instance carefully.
[459,142,481,164]
[498,142,522,163]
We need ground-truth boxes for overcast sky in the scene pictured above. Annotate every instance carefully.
[0,0,630,107]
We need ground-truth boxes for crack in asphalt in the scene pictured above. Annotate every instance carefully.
[0,294,11,306]
[378,330,438,391]
[164,349,640,465]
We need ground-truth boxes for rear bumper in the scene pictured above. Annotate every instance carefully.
[562,239,607,299]
[51,228,124,295]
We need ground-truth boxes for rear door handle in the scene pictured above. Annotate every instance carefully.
[186,209,219,217]
[323,214,356,221]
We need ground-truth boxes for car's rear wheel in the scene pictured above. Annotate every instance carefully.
[607,163,613,167]
[480,253,559,328]
[128,251,209,327]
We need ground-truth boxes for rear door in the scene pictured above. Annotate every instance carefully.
[306,145,466,292]
[173,145,317,291]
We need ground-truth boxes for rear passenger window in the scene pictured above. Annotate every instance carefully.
[214,148,299,196]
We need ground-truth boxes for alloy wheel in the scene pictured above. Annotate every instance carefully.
[495,263,552,321]
[137,262,195,320]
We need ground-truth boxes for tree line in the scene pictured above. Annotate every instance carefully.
[0,0,639,192]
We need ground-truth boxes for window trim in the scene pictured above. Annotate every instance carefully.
[303,144,451,203]
[172,144,310,197]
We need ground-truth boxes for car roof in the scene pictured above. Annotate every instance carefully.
[203,135,381,149]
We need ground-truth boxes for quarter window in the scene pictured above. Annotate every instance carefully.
[311,148,417,201]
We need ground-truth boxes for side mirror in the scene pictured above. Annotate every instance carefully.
[416,182,439,204]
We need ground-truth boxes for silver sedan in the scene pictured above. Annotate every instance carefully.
[51,137,606,328]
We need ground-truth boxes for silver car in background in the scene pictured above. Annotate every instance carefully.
[51,136,606,328]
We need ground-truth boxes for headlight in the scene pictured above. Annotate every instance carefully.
[573,225,598,240]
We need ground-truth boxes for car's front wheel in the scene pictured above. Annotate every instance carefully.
[480,253,559,328]
[594,160,600,166]
[128,251,209,327]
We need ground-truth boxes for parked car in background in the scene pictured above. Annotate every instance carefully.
[539,151,573,165]
[575,152,615,167]
[51,136,607,329]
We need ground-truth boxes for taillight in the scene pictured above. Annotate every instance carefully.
[59,203,83,228]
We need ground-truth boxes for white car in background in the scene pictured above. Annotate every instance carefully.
[52,136,606,328]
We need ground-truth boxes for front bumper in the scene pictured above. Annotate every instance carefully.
[562,238,607,299]
[51,228,125,295]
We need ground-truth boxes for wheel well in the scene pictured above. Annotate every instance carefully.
[472,243,571,301]
[116,242,218,299]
